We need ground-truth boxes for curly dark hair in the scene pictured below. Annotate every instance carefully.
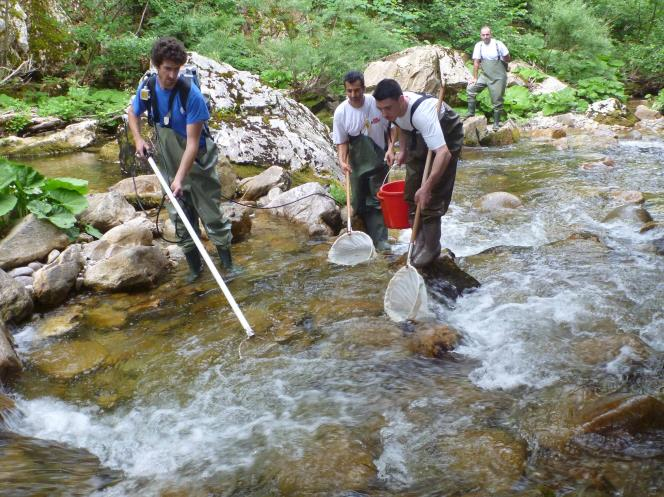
[151,37,187,67]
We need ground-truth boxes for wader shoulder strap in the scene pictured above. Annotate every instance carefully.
[409,93,433,149]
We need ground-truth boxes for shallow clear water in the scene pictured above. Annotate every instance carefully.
[2,136,663,497]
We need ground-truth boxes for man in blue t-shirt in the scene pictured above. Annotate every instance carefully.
[128,36,233,283]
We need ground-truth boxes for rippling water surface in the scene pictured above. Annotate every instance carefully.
[3,136,663,496]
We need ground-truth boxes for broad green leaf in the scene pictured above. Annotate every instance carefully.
[43,177,89,194]
[27,199,53,218]
[85,224,103,239]
[0,161,18,190]
[0,193,18,216]
[46,188,88,215]
[46,206,77,229]
[14,164,45,190]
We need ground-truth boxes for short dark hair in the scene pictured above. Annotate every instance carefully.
[343,71,364,86]
[151,37,187,67]
[373,79,403,101]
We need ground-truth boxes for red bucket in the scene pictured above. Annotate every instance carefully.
[377,180,410,229]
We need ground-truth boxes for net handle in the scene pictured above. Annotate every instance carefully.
[345,169,352,233]
[407,80,446,266]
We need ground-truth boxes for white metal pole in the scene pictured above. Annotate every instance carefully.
[147,156,254,337]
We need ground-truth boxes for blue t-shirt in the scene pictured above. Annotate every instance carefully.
[133,76,210,148]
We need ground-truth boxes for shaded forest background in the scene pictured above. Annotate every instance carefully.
[4,0,664,102]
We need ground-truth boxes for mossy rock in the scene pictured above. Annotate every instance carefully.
[98,140,120,163]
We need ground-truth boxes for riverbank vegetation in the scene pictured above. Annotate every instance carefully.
[2,0,662,121]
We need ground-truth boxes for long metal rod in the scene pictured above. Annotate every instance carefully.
[147,156,254,337]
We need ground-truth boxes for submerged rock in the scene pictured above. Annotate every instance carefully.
[83,246,169,292]
[602,204,653,226]
[473,191,523,211]
[30,340,108,379]
[409,323,460,357]
[221,203,253,243]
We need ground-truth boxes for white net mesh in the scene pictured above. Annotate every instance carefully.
[328,231,376,266]
[384,265,436,323]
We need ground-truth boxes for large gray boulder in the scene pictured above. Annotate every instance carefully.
[0,269,33,323]
[364,45,470,97]
[634,104,662,121]
[0,214,70,270]
[186,52,338,177]
[0,120,97,157]
[83,245,170,292]
[78,191,137,232]
[32,244,83,308]
[266,182,341,236]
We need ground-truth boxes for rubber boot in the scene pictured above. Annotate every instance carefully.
[216,246,232,270]
[184,249,203,283]
[364,208,389,252]
[493,110,501,131]
[411,217,442,268]
[465,99,476,120]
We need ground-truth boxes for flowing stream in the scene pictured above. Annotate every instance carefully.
[2,137,663,497]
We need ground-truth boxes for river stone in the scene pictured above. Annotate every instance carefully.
[47,249,61,264]
[409,323,460,358]
[101,218,153,247]
[576,395,664,436]
[462,116,488,146]
[531,76,569,95]
[241,166,291,201]
[0,119,97,157]
[653,237,664,256]
[450,429,527,492]
[31,339,108,379]
[266,182,340,236]
[83,245,169,291]
[28,262,43,271]
[183,52,337,177]
[14,275,33,287]
[32,244,83,308]
[364,44,471,96]
[0,214,70,270]
[416,251,481,301]
[22,116,65,136]
[634,105,661,121]
[86,304,127,329]
[8,266,33,277]
[1,321,22,382]
[480,121,520,146]
[580,156,615,170]
[574,333,649,366]
[220,203,253,243]
[0,269,33,323]
[109,174,163,208]
[474,191,523,211]
[586,98,635,126]
[610,190,644,204]
[79,191,137,232]
[36,305,83,338]
[602,204,653,225]
[276,424,376,494]
[0,392,16,422]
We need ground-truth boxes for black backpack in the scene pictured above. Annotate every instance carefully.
[141,66,212,138]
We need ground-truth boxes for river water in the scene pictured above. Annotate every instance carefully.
[2,135,663,496]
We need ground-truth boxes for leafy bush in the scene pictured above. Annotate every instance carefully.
[260,69,294,89]
[503,86,538,117]
[575,77,626,103]
[328,181,346,206]
[650,90,664,113]
[537,89,587,115]
[0,159,94,237]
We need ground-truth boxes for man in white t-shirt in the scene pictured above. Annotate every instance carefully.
[332,71,390,251]
[467,26,511,130]
[373,78,464,268]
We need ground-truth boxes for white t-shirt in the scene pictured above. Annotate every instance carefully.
[393,92,446,151]
[332,95,387,149]
[472,39,509,61]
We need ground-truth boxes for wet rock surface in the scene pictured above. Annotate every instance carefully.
[0,269,34,323]
[0,214,70,270]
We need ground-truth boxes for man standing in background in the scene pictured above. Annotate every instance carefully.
[466,26,511,130]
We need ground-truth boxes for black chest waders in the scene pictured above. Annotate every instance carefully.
[347,133,389,248]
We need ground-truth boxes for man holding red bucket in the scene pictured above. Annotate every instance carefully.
[333,71,391,252]
[373,79,464,268]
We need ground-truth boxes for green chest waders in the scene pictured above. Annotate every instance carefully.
[467,58,507,121]
[348,134,389,247]
[155,126,232,253]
